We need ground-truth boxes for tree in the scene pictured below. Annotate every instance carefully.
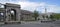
[50,15,54,20]
[50,14,60,20]
[33,10,39,20]
[53,14,60,20]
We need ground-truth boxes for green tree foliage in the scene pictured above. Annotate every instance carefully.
[50,15,54,20]
[33,10,39,20]
[50,13,60,20]
[53,14,60,20]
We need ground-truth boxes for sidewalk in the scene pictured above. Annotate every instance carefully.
[21,21,41,24]
[0,22,4,25]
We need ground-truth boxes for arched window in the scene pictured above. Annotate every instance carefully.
[10,10,14,15]
[10,9,16,21]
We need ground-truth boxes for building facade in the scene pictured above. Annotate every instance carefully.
[20,10,34,21]
[0,3,21,23]
[0,3,35,22]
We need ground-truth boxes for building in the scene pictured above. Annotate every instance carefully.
[0,3,21,23]
[0,3,35,22]
[20,10,34,21]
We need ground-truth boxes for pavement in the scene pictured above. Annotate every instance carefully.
[0,22,4,25]
[0,21,60,27]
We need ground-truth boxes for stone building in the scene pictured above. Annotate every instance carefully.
[0,8,5,21]
[0,3,21,23]
[0,3,35,22]
[20,10,34,21]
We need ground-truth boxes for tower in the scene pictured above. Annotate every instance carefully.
[45,8,47,14]
[44,8,47,20]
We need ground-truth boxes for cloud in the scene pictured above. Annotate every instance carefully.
[0,0,60,13]
[19,2,60,13]
[46,5,60,13]
[18,2,46,12]
[18,1,60,13]
[0,0,28,4]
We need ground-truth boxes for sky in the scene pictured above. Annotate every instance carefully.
[0,0,60,13]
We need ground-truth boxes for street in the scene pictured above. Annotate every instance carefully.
[0,21,60,27]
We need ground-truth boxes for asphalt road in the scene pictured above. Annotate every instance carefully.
[1,24,52,27]
[1,21,60,27]
[0,23,60,27]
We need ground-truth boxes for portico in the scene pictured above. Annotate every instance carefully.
[4,3,21,22]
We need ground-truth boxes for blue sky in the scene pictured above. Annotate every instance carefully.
[29,0,60,5]
[0,0,60,13]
